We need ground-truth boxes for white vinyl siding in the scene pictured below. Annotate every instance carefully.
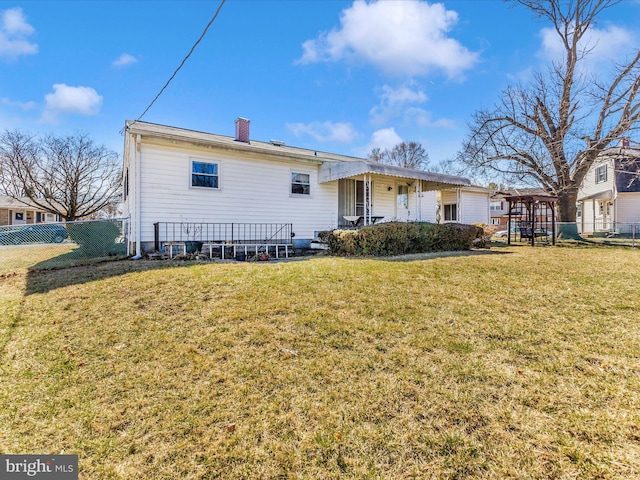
[578,159,614,201]
[460,191,491,224]
[616,193,640,223]
[136,143,337,242]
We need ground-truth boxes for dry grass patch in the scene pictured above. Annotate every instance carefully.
[0,244,76,275]
[1,247,640,478]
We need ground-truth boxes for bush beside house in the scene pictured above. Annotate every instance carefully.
[66,221,125,256]
[318,222,484,256]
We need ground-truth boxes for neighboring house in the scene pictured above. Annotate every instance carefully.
[577,139,640,235]
[0,196,62,226]
[122,119,490,255]
[490,188,555,230]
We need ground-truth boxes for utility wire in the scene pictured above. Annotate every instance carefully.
[123,0,227,134]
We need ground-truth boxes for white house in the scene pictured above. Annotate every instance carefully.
[122,119,490,255]
[577,140,640,235]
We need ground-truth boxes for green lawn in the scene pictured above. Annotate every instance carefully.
[1,246,640,479]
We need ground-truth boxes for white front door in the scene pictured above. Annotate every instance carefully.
[396,184,410,221]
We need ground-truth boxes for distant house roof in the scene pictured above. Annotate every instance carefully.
[492,187,548,198]
[0,196,46,210]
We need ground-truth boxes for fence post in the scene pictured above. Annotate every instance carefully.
[154,223,159,252]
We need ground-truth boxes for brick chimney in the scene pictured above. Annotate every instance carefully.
[235,117,250,143]
[620,137,630,148]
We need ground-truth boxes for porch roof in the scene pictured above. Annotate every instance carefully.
[578,190,613,201]
[318,160,471,187]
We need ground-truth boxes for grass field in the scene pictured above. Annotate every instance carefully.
[1,245,640,479]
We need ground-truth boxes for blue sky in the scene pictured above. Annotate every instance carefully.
[1,0,638,174]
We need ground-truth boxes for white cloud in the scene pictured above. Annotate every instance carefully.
[0,97,37,110]
[370,83,427,125]
[354,127,404,157]
[0,7,38,59]
[41,84,103,124]
[405,107,455,129]
[297,0,479,78]
[287,121,359,143]
[538,24,635,65]
[370,128,403,150]
[113,53,138,67]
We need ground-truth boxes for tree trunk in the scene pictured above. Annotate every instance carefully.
[556,186,583,240]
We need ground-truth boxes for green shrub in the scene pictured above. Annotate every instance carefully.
[66,221,124,256]
[318,222,483,256]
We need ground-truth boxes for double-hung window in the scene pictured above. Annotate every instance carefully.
[444,203,457,222]
[595,164,607,184]
[191,160,219,189]
[291,172,310,195]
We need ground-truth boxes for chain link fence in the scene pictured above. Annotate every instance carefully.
[0,218,128,274]
[563,221,640,247]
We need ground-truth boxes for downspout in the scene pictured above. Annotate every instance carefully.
[135,134,142,257]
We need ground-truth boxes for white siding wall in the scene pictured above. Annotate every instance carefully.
[420,190,437,222]
[578,158,615,200]
[372,180,396,220]
[461,191,490,225]
[138,142,338,243]
[616,193,640,223]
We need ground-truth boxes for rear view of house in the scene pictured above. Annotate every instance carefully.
[122,119,490,256]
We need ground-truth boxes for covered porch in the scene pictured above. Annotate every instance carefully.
[577,190,614,235]
[318,160,472,228]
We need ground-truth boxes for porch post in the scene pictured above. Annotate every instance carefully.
[456,188,461,222]
[416,181,422,221]
[365,174,372,225]
[369,175,373,225]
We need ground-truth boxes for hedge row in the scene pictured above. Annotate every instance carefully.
[317,222,484,256]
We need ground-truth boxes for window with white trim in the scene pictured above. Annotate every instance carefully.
[576,203,582,218]
[444,203,457,221]
[595,164,607,184]
[491,218,501,225]
[191,160,219,189]
[291,172,310,195]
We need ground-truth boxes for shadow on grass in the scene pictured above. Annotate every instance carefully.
[22,247,512,295]
[365,248,511,263]
[25,257,188,295]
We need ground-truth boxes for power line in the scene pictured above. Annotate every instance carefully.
[123,0,227,133]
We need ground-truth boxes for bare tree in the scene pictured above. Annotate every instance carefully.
[0,130,121,221]
[457,0,640,237]
[368,141,429,170]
